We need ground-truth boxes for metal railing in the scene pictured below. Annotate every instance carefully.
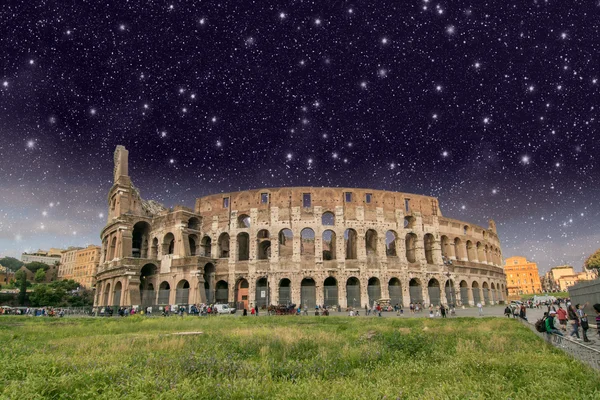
[519,318,600,371]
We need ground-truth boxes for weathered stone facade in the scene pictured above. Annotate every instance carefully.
[94,146,507,309]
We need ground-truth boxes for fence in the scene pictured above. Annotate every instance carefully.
[569,279,600,306]
[519,318,600,371]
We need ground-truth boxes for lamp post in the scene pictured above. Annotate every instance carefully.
[443,256,456,307]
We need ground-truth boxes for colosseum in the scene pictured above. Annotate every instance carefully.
[94,146,507,310]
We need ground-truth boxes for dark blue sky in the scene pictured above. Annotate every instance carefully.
[1,1,599,273]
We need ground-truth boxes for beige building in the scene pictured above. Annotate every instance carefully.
[73,245,101,288]
[59,247,83,280]
[543,265,598,292]
[21,250,62,266]
[94,146,507,309]
[504,256,542,296]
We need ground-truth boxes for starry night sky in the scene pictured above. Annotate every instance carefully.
[1,1,599,273]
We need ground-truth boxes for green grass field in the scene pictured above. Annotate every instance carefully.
[1,316,598,399]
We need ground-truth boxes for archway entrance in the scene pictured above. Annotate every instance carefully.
[428,279,441,306]
[409,278,423,304]
[203,263,215,304]
[472,282,481,305]
[234,279,247,309]
[139,263,157,306]
[445,279,455,306]
[301,278,316,309]
[158,281,170,305]
[176,280,190,304]
[388,278,402,307]
[459,281,469,305]
[482,282,490,305]
[323,277,338,308]
[279,279,291,305]
[113,281,122,308]
[346,277,361,308]
[215,280,229,304]
[255,277,269,308]
[367,277,381,306]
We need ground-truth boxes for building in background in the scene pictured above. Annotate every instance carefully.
[546,265,597,292]
[504,256,543,296]
[0,265,13,285]
[59,247,83,280]
[73,245,101,288]
[21,249,63,266]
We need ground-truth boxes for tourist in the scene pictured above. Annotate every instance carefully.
[440,304,447,318]
[576,303,590,342]
[504,305,511,317]
[409,303,414,314]
[429,308,434,318]
[556,306,568,331]
[567,303,580,340]
[477,302,483,316]
[519,304,527,321]
[593,304,600,338]
[545,310,564,336]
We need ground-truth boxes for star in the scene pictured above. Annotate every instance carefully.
[199,18,206,25]
[2,81,8,87]
[27,140,35,148]
[521,155,530,164]
[314,18,322,25]
[435,85,442,92]
[90,108,97,115]
[442,150,448,157]
[381,37,389,45]
[446,25,455,35]
[279,12,286,19]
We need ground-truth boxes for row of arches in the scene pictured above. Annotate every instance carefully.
[440,236,501,265]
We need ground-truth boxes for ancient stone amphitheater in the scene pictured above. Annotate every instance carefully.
[94,146,507,310]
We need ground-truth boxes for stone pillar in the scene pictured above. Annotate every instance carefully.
[360,276,369,308]
[480,287,485,306]
[315,277,324,307]
[339,279,347,308]
[432,236,443,265]
[422,285,430,307]
[402,279,411,308]
[248,277,256,309]
[468,286,474,306]
[380,279,390,300]
[270,275,279,306]
[125,275,141,306]
[228,272,235,306]
[120,229,132,259]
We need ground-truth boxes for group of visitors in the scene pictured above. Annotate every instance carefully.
[539,301,600,343]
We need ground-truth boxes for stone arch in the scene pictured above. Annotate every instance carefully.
[404,216,416,229]
[346,277,361,308]
[176,279,190,304]
[188,234,198,256]
[187,217,201,230]
[238,214,251,229]
[323,276,338,307]
[365,229,378,256]
[490,282,496,303]
[367,277,381,306]
[201,235,212,257]
[322,230,336,260]
[386,230,398,257]
[301,228,315,256]
[388,278,402,307]
[482,281,490,305]
[344,229,358,259]
[150,237,159,258]
[471,281,481,304]
[103,282,111,306]
[109,236,117,260]
[216,280,229,305]
[484,244,489,263]
[203,263,216,303]
[218,233,230,258]
[459,280,469,305]
[463,225,470,235]
[237,232,250,261]
[321,211,335,226]
[424,233,435,264]
[257,229,271,260]
[444,279,456,306]
[440,235,451,259]
[113,281,123,307]
[405,233,418,263]
[278,278,291,305]
[427,278,441,306]
[454,237,465,260]
[234,278,249,309]
[158,281,171,304]
[466,240,476,262]
[163,232,175,255]
[255,277,269,308]
[301,278,316,308]
[132,221,151,258]
[278,229,293,258]
[139,263,157,305]
[409,278,423,304]
[476,242,484,263]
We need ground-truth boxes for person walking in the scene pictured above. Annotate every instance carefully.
[567,303,580,340]
[556,306,568,331]
[576,303,590,342]
[440,304,446,318]
[477,302,483,316]
[504,305,511,317]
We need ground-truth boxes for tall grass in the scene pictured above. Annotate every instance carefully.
[0,316,598,399]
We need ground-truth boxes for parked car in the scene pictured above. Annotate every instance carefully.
[510,300,523,306]
[214,304,236,314]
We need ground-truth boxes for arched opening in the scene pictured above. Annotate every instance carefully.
[188,234,198,256]
[367,277,381,306]
[158,281,170,305]
[463,225,469,235]
[365,230,378,257]
[388,278,402,307]
[482,282,490,305]
[322,230,336,260]
[103,282,111,306]
[238,214,251,229]
[477,242,485,263]
[255,277,269,308]
[163,233,175,256]
[323,277,338,307]
[237,232,250,261]
[459,280,469,305]
[234,279,248,309]
[257,230,271,260]
[300,278,316,308]
[150,237,158,259]
[405,233,417,263]
[140,263,158,306]
[472,281,481,305]
[278,278,291,305]
[203,263,215,304]
[113,281,122,307]
[490,283,496,303]
[445,279,455,306]
[176,280,190,304]
[345,229,358,259]
[484,245,489,264]
[187,217,201,230]
[346,277,361,308]
[218,233,230,258]
[216,280,229,305]
[109,237,117,260]
[300,228,315,257]
[386,231,397,257]
[278,229,293,258]
[424,233,434,264]
[409,278,423,304]
[427,279,440,306]
[404,216,416,229]
[132,221,151,258]
[466,240,476,262]
[440,235,450,258]
[102,238,108,262]
[201,236,212,257]
[321,211,335,226]
[454,238,465,260]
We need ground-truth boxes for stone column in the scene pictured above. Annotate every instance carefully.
[315,277,324,307]
[120,229,132,259]
[339,278,347,308]
[125,275,141,306]
[360,276,369,308]
[468,286,474,306]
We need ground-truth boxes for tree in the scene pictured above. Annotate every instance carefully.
[584,249,600,272]
[24,262,49,274]
[0,257,24,271]
[15,270,29,305]
[34,268,46,283]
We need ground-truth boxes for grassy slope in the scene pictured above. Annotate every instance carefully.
[0,316,598,399]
